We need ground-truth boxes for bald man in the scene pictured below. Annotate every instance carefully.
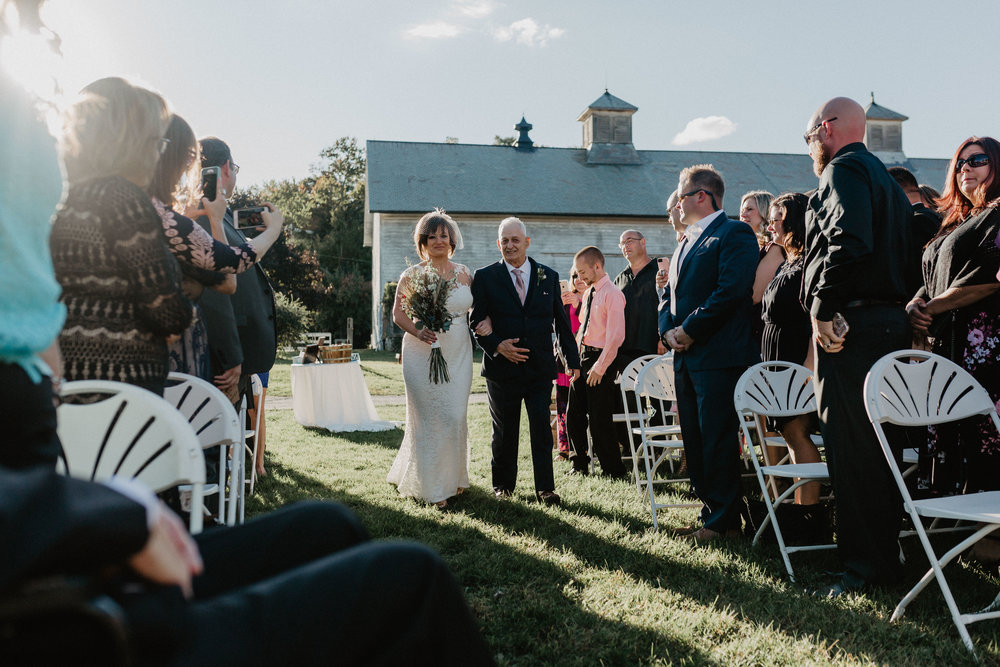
[800,97,913,596]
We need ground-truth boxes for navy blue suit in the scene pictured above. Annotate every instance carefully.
[659,213,760,531]
[471,258,580,492]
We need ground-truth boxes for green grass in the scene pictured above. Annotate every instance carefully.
[245,405,1000,666]
[267,349,487,398]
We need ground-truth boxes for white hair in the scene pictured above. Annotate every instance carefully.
[498,216,527,238]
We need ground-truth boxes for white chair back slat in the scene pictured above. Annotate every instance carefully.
[57,380,205,533]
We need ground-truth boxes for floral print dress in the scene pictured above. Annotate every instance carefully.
[916,204,1000,494]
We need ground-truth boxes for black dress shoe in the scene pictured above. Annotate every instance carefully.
[565,467,589,477]
[535,490,561,506]
[813,575,867,598]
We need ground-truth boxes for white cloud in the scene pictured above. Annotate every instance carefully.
[404,21,464,39]
[672,116,737,146]
[453,0,496,19]
[493,18,565,47]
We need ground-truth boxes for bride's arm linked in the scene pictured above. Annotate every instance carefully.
[392,274,437,345]
[462,266,491,336]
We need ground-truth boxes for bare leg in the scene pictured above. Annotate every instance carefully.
[255,387,268,477]
[780,414,821,505]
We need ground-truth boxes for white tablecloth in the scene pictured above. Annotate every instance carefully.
[290,362,395,432]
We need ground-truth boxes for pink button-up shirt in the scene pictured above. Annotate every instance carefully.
[577,274,626,376]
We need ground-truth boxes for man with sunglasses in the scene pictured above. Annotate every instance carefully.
[800,97,913,597]
[659,165,760,542]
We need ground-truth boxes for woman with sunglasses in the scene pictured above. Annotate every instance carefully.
[906,136,1000,500]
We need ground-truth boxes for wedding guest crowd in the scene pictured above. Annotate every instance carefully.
[2,4,496,663]
[7,0,1000,650]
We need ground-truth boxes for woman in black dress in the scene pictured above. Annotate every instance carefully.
[907,136,1000,496]
[760,192,821,506]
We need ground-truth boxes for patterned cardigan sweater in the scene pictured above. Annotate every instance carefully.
[51,176,193,395]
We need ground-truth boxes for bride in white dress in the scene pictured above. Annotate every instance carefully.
[387,211,488,509]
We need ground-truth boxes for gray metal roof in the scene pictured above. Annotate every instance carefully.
[366,140,949,217]
[865,100,909,122]
[582,90,637,113]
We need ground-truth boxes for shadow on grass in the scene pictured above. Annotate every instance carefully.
[247,457,989,665]
[250,460,725,666]
[301,425,404,451]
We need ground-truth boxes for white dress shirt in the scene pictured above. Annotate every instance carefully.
[668,209,724,316]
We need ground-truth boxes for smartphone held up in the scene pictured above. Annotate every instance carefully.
[200,166,220,201]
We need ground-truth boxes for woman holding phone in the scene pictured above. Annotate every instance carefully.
[145,113,283,379]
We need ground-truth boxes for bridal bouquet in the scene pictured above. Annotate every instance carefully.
[400,265,458,384]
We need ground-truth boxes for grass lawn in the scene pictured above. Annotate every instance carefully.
[267,349,487,398]
[246,401,1000,665]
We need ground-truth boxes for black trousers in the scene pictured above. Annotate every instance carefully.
[160,502,494,666]
[0,362,60,469]
[486,377,556,492]
[673,362,745,531]
[567,350,626,476]
[814,305,908,585]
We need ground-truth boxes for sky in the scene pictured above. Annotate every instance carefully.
[6,0,1000,188]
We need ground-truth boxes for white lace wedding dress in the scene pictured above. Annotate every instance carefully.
[387,264,473,503]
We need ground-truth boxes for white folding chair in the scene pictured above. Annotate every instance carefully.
[57,380,206,533]
[633,354,698,530]
[733,362,835,581]
[864,350,1000,656]
[164,373,242,526]
[614,354,675,491]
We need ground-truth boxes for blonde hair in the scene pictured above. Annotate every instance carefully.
[60,77,169,187]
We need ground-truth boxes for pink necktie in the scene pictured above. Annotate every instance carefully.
[513,268,526,304]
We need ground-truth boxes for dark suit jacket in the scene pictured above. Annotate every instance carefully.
[470,258,580,383]
[658,213,760,371]
[197,210,277,375]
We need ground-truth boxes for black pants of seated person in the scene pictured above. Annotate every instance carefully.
[567,350,626,476]
[145,501,495,666]
[0,362,61,469]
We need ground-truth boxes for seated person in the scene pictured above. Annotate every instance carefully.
[0,466,495,666]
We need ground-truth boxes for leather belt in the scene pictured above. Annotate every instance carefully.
[581,345,603,354]
[844,299,903,309]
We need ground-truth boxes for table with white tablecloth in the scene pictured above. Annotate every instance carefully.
[290,362,395,432]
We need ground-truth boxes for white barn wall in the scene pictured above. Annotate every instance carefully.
[371,212,678,347]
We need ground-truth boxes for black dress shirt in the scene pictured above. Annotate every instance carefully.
[614,258,661,357]
[801,143,913,321]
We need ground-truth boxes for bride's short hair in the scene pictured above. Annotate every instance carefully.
[413,209,459,259]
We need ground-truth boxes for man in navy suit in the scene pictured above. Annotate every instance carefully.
[659,165,760,541]
[471,218,580,504]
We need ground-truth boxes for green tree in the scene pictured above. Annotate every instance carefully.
[493,135,515,146]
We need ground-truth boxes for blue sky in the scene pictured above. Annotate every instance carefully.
[10,0,1000,187]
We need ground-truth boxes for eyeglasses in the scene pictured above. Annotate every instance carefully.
[677,189,706,202]
[955,153,990,172]
[157,137,170,155]
[231,161,240,174]
[618,237,642,248]
[803,117,837,145]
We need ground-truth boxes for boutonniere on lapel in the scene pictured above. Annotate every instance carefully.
[536,267,546,286]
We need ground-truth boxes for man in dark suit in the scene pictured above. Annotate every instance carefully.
[197,137,279,405]
[0,466,495,665]
[470,217,580,504]
[802,97,912,596]
[659,165,760,542]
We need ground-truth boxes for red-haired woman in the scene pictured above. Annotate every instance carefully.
[907,136,1000,498]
